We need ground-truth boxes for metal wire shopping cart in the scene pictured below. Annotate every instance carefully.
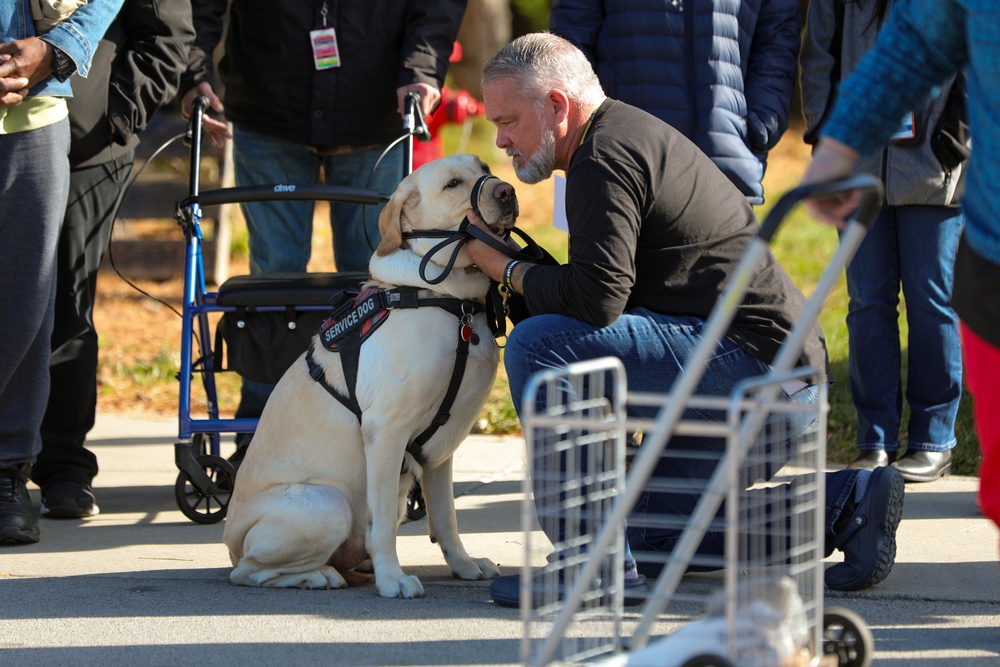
[520,177,884,667]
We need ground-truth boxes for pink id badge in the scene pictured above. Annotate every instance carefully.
[310,27,341,70]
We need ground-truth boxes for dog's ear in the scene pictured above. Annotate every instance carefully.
[376,186,420,257]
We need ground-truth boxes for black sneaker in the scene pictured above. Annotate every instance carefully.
[0,464,40,544]
[826,466,905,590]
[40,479,100,519]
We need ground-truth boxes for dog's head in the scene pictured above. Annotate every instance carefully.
[376,154,519,259]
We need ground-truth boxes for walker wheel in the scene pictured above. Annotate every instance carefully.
[405,480,427,523]
[175,454,237,524]
[823,607,874,667]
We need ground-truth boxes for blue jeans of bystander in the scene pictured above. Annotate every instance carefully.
[844,205,963,453]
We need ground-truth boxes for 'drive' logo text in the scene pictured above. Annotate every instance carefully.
[274,184,296,192]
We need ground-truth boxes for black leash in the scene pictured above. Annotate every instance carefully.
[402,173,550,265]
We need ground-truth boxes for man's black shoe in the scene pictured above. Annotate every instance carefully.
[490,568,649,608]
[0,464,40,544]
[826,466,904,591]
[846,449,896,471]
[40,479,100,519]
[892,448,952,483]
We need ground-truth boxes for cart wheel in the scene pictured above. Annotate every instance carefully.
[823,607,874,667]
[175,454,237,524]
[405,480,426,523]
[681,655,733,667]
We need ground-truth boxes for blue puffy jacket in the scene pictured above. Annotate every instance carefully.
[550,0,801,205]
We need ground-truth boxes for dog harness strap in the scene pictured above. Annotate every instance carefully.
[385,287,484,318]
[305,342,362,421]
[406,323,472,467]
[307,287,487,461]
[320,288,390,351]
[386,286,421,309]
[338,328,363,416]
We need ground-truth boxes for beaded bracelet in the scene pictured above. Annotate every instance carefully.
[503,260,521,294]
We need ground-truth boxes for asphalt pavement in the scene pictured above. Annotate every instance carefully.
[2,412,999,667]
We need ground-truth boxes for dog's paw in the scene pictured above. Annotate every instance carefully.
[451,557,501,581]
[377,573,425,599]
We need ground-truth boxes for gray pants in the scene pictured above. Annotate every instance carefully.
[0,118,71,466]
[32,153,134,487]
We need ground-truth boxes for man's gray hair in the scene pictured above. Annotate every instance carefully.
[482,32,605,111]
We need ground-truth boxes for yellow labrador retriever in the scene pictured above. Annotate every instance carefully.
[223,154,516,598]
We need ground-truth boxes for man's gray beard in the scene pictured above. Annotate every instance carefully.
[509,127,556,184]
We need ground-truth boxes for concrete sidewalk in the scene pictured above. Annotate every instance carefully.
[2,413,999,666]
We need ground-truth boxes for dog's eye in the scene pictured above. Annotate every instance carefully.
[444,178,462,189]
[482,165,492,175]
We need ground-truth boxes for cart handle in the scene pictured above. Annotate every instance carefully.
[758,174,883,243]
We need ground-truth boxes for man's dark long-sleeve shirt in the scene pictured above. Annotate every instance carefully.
[522,99,829,379]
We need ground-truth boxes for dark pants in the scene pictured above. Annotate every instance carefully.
[31,154,134,489]
[0,120,70,467]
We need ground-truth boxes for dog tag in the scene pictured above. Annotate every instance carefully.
[461,323,479,345]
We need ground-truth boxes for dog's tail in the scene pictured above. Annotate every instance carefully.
[340,568,375,587]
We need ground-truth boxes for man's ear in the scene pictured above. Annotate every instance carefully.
[548,89,570,125]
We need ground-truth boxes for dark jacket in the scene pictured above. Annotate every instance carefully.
[550,0,802,205]
[181,0,466,150]
[68,0,194,168]
[800,0,968,207]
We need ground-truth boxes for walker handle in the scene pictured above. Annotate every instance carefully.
[403,91,432,143]
[183,96,213,197]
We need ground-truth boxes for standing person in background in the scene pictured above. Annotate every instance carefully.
[178,0,466,454]
[0,0,123,545]
[800,0,1000,538]
[800,0,968,482]
[549,0,801,205]
[29,0,194,519]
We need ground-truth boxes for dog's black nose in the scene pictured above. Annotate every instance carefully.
[492,181,515,202]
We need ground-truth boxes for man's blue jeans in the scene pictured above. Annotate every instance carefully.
[232,126,404,425]
[843,205,963,453]
[504,310,860,569]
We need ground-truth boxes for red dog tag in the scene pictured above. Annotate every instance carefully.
[461,324,479,345]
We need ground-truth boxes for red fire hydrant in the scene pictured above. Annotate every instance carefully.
[413,86,485,168]
[413,44,485,168]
